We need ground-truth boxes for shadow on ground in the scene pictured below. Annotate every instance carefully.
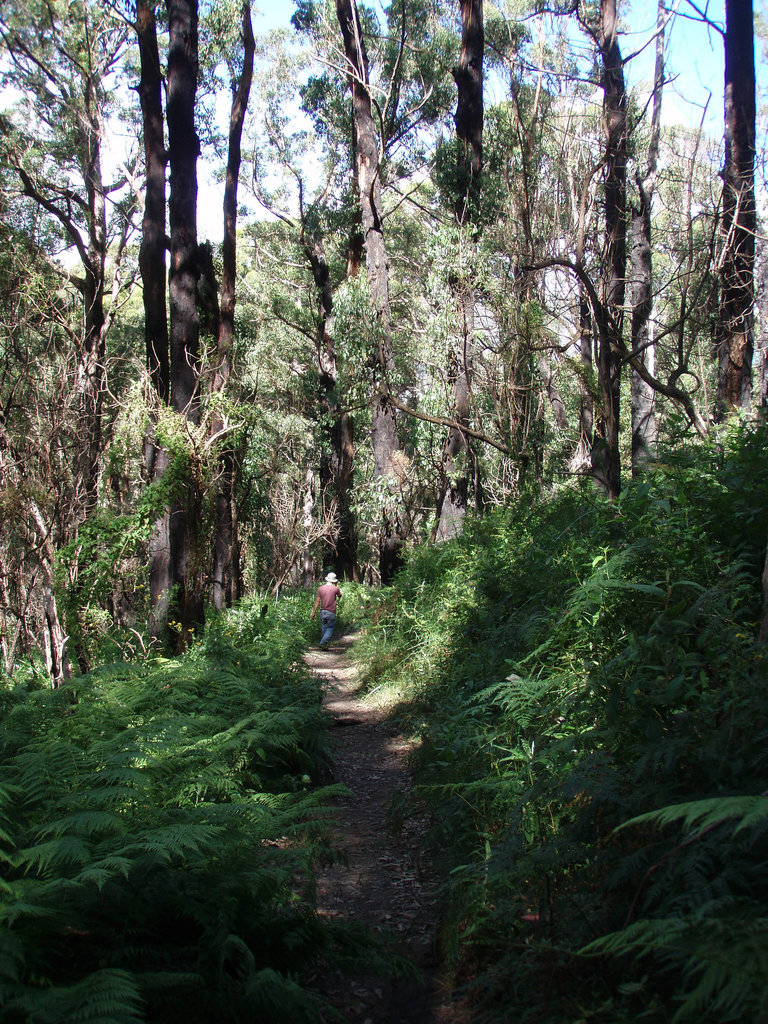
[304,631,471,1024]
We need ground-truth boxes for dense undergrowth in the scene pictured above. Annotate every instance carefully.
[0,597,363,1024]
[356,422,768,1023]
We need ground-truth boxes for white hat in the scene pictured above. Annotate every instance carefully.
[325,572,338,583]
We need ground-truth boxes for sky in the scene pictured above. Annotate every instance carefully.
[247,0,739,113]
[198,0,761,241]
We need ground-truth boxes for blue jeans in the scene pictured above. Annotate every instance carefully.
[319,610,336,645]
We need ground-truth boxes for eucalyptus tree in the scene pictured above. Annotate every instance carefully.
[335,0,404,581]
[331,0,464,574]
[133,0,255,634]
[246,17,361,582]
[487,1,717,496]
[435,0,484,542]
[0,1,134,518]
[248,0,455,581]
[578,0,627,498]
[448,5,592,490]
[209,0,255,610]
[716,0,756,414]
[136,0,169,403]
[134,0,204,643]
[628,0,666,472]
[0,0,135,679]
[134,0,173,634]
[0,225,75,684]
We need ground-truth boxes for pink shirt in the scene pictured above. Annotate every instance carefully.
[316,583,341,613]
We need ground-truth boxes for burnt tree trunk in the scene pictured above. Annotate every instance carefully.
[137,0,173,638]
[756,237,768,414]
[592,0,626,498]
[336,0,402,583]
[716,0,756,414]
[211,1,254,610]
[137,0,170,403]
[436,0,483,543]
[453,0,483,224]
[167,0,202,641]
[167,0,200,424]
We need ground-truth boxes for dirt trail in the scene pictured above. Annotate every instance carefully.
[304,631,469,1024]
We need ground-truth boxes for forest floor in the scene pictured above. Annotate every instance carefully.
[304,629,472,1024]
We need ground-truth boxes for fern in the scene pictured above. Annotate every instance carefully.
[582,905,768,1022]
[0,596,364,1023]
[353,422,768,1023]
[3,968,145,1024]
[618,795,768,840]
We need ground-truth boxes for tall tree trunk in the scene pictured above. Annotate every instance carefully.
[575,289,595,470]
[303,225,358,579]
[137,0,170,403]
[453,0,484,224]
[538,356,568,431]
[756,238,768,414]
[336,0,402,583]
[436,0,483,543]
[137,0,172,638]
[592,0,626,498]
[42,582,70,688]
[629,0,664,473]
[77,94,108,519]
[167,0,200,424]
[211,0,254,611]
[436,286,474,541]
[716,0,756,415]
[167,0,202,640]
[29,499,71,687]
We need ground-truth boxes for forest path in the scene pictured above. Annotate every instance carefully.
[304,630,470,1024]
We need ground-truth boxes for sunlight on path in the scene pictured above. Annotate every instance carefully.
[303,633,471,1024]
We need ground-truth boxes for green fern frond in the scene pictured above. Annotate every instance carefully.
[617,795,768,839]
[583,905,768,1022]
[5,967,144,1024]
[0,899,58,926]
[36,810,126,840]
[15,835,92,874]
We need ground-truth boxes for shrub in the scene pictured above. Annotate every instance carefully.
[358,421,768,1022]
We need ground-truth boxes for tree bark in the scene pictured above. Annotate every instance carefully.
[592,0,626,498]
[436,285,474,542]
[76,89,108,519]
[136,0,173,638]
[167,0,201,423]
[436,0,483,543]
[629,0,664,473]
[453,0,484,226]
[137,0,170,403]
[577,289,595,469]
[303,226,358,579]
[755,235,768,414]
[167,0,202,640]
[211,1,254,611]
[42,582,70,688]
[716,0,756,415]
[336,0,402,583]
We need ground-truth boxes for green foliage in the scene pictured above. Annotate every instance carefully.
[355,421,768,1022]
[0,597,355,1023]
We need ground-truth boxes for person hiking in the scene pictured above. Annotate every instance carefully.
[311,572,342,649]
